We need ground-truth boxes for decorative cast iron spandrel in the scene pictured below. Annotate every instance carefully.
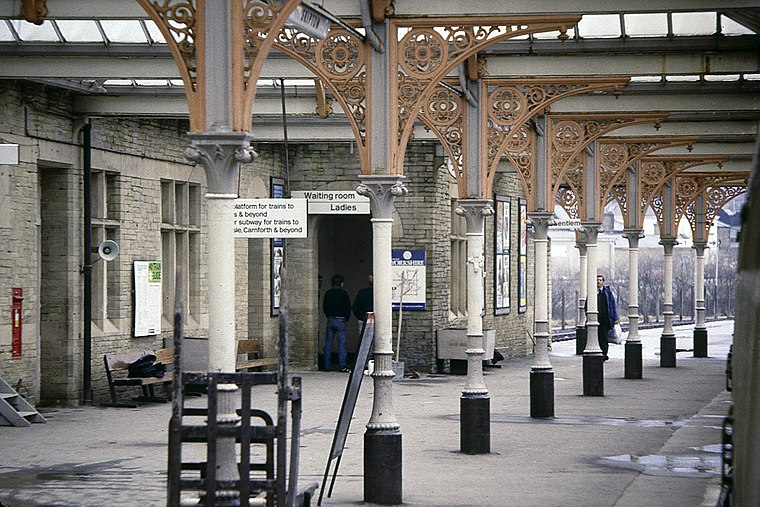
[556,186,579,220]
[275,27,369,171]
[390,16,582,175]
[679,173,747,238]
[483,78,628,208]
[418,82,466,194]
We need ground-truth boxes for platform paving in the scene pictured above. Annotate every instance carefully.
[0,320,733,506]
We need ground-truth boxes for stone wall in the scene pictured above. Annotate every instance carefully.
[0,79,538,405]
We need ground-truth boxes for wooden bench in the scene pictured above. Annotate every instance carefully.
[102,348,174,408]
[236,339,279,371]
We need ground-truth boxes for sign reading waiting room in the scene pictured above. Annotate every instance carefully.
[291,190,370,214]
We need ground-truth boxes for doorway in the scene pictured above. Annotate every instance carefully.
[317,214,372,370]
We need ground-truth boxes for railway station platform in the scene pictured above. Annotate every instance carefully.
[0,320,733,507]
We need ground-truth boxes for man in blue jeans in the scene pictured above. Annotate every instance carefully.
[323,274,352,372]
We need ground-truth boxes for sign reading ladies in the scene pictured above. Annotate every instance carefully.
[233,198,307,238]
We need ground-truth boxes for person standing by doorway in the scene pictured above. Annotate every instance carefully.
[323,274,352,372]
[352,274,373,336]
[596,274,619,361]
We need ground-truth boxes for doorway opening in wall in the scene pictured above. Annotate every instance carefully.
[317,214,372,371]
[39,167,72,405]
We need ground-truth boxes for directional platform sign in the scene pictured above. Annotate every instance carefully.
[234,199,307,238]
[291,190,370,214]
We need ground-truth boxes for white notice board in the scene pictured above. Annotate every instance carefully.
[134,261,162,337]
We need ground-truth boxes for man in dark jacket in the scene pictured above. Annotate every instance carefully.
[596,274,619,361]
[323,274,352,371]
[352,274,373,335]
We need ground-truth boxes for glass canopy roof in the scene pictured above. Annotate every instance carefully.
[0,10,757,91]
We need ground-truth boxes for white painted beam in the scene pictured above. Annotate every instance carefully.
[485,52,760,77]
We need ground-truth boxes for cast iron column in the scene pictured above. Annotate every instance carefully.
[575,236,588,355]
[185,130,256,505]
[623,229,643,379]
[457,199,494,452]
[357,175,407,505]
[528,212,555,416]
[693,241,708,357]
[582,223,604,396]
[660,236,678,367]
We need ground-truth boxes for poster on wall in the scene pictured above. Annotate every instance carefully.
[494,195,511,315]
[271,177,286,316]
[519,199,528,313]
[391,249,426,311]
[134,260,162,337]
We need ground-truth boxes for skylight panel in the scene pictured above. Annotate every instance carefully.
[630,76,662,83]
[720,15,754,35]
[0,21,16,42]
[10,19,59,42]
[532,28,576,40]
[672,12,716,36]
[665,75,700,82]
[624,13,668,37]
[577,14,621,38]
[56,20,104,43]
[704,74,740,82]
[135,80,171,86]
[144,20,167,43]
[100,20,148,43]
[102,79,134,86]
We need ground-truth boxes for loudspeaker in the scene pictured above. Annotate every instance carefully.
[97,240,119,261]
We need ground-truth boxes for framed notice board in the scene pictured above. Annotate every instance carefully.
[134,260,162,337]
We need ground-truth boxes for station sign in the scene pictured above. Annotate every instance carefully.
[548,218,582,228]
[284,2,331,40]
[291,190,370,214]
[234,198,307,238]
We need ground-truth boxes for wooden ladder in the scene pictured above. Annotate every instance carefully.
[0,377,46,427]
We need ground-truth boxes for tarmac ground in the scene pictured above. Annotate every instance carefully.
[0,320,734,507]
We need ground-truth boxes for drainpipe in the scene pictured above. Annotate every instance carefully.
[82,121,93,405]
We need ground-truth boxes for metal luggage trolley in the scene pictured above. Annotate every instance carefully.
[167,289,316,506]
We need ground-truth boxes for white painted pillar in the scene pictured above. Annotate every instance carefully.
[185,131,256,502]
[457,200,493,451]
[660,237,678,367]
[575,238,588,355]
[529,212,555,416]
[623,230,643,379]
[358,175,407,504]
[582,223,604,396]
[693,242,708,357]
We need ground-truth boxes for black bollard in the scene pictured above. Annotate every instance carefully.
[661,334,677,367]
[461,396,490,454]
[583,354,604,396]
[530,370,554,418]
[364,430,402,504]
[694,328,708,357]
[624,341,643,379]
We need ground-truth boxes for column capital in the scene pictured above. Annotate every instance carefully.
[357,175,408,220]
[623,229,644,248]
[692,241,708,256]
[456,199,494,234]
[659,236,678,254]
[527,211,553,240]
[581,221,602,244]
[184,130,256,195]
